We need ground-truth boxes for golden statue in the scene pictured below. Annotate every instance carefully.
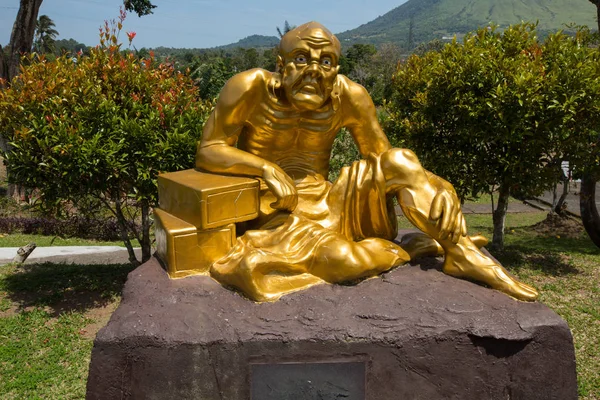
[155,22,539,303]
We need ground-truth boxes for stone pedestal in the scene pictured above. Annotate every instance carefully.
[86,253,577,399]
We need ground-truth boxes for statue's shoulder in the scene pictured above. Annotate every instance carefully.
[335,74,369,99]
[335,75,373,119]
[220,68,272,101]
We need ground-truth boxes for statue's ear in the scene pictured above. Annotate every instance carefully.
[276,55,284,73]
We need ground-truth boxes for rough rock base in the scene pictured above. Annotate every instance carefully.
[86,253,577,399]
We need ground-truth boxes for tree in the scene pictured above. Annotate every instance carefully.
[0,0,43,200]
[589,0,600,31]
[1,0,156,85]
[33,15,59,54]
[366,43,401,105]
[1,1,158,200]
[386,24,600,249]
[191,57,235,99]
[581,1,600,248]
[53,38,89,56]
[0,15,212,265]
[340,43,377,77]
[123,0,156,16]
[1,0,43,85]
[276,21,295,38]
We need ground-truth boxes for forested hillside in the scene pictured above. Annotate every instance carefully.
[337,0,596,47]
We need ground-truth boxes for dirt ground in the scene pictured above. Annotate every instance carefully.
[530,212,586,239]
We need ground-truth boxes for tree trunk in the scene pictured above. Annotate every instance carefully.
[140,199,152,263]
[491,184,510,250]
[113,198,141,266]
[0,44,7,87]
[580,174,600,248]
[2,0,43,198]
[551,180,558,212]
[552,170,569,215]
[6,0,44,82]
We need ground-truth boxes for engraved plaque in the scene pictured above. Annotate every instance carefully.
[251,361,366,400]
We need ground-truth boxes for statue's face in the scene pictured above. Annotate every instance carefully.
[278,23,341,111]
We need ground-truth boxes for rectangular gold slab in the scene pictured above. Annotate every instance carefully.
[158,169,259,230]
[154,208,236,278]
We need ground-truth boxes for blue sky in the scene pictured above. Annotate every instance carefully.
[1,0,409,49]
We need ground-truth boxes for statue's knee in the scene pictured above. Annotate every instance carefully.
[317,241,364,276]
[381,148,422,180]
[382,148,419,166]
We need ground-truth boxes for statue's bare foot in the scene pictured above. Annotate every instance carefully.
[399,232,490,259]
[443,244,539,301]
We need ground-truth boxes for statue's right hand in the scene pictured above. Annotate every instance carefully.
[262,164,298,212]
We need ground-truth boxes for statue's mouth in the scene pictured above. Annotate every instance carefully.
[294,78,323,97]
[299,83,318,94]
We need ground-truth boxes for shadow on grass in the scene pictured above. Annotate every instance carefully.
[492,246,580,277]
[506,232,600,255]
[2,262,136,316]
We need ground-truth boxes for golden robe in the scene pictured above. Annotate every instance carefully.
[210,154,417,301]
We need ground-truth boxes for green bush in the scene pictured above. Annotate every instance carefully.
[0,12,212,264]
[385,24,600,248]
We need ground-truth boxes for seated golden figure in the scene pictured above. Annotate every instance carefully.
[155,22,538,302]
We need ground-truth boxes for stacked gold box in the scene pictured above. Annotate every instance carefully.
[155,169,259,278]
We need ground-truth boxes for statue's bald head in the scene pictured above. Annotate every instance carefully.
[279,22,341,60]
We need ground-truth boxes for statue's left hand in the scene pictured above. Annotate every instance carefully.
[429,189,467,243]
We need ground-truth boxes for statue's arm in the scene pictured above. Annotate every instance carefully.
[195,70,270,177]
[339,76,392,157]
[195,70,298,211]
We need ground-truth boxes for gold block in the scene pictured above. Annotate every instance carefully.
[158,169,259,230]
[154,208,235,278]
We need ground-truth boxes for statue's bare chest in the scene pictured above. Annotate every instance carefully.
[241,101,342,152]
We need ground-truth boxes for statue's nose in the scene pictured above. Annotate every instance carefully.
[305,62,322,77]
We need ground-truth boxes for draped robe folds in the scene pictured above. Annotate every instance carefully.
[210,153,416,302]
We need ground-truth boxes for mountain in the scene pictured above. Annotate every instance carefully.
[216,34,279,50]
[337,0,597,48]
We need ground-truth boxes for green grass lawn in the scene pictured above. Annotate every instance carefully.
[0,262,135,399]
[1,212,599,399]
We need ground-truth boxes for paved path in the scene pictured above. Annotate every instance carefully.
[395,200,540,216]
[0,246,141,265]
[533,182,600,218]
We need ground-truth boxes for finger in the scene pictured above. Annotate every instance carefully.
[271,198,291,211]
[280,194,293,210]
[453,215,463,241]
[447,205,459,234]
[285,195,298,211]
[429,193,443,221]
[288,193,298,211]
[274,193,298,212]
[450,230,461,244]
[461,214,468,236]
[439,199,452,239]
[451,213,464,243]
[270,199,282,209]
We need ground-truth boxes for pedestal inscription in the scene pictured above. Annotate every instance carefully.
[251,361,366,400]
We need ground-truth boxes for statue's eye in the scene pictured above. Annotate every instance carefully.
[295,54,307,64]
[321,57,332,67]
